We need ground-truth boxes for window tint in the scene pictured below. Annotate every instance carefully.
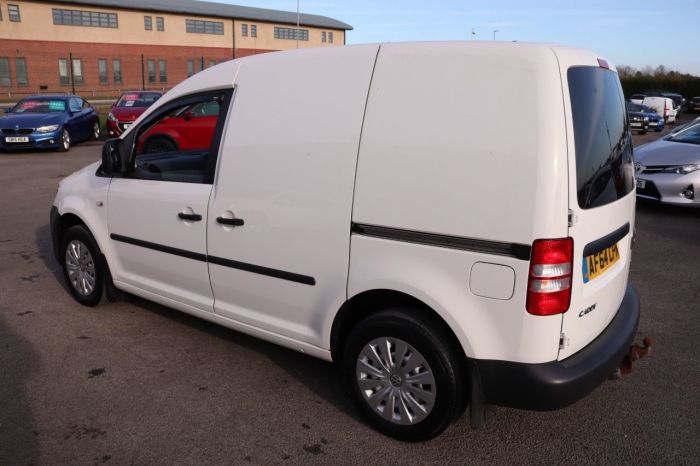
[132,94,225,184]
[69,98,82,112]
[568,67,634,209]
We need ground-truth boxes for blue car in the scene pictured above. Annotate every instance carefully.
[627,101,665,132]
[0,95,100,152]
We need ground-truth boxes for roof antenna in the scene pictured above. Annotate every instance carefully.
[471,27,476,40]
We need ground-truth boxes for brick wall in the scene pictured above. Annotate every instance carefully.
[0,39,277,97]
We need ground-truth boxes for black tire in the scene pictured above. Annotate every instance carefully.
[60,225,106,307]
[342,308,467,441]
[57,127,71,152]
[92,120,101,141]
[144,136,178,154]
[638,129,647,135]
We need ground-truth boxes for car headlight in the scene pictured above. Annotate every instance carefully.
[107,112,117,122]
[36,124,59,133]
[662,164,700,174]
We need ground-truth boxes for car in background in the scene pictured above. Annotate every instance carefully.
[630,102,665,132]
[630,94,646,105]
[635,120,700,206]
[107,91,162,137]
[661,93,684,114]
[688,97,700,113]
[136,99,219,153]
[0,95,99,152]
[626,101,649,134]
[642,96,676,124]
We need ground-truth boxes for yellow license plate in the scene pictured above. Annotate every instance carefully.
[582,243,620,283]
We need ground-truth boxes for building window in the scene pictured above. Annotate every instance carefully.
[0,58,11,87]
[58,58,69,85]
[113,59,122,84]
[273,27,308,41]
[187,59,194,77]
[0,5,3,20]
[71,58,83,85]
[156,16,164,31]
[329,31,334,43]
[186,19,224,35]
[15,58,28,86]
[158,59,167,83]
[144,15,152,30]
[52,8,118,28]
[98,59,108,85]
[8,4,20,22]
[147,59,156,84]
[321,31,326,43]
[251,24,257,37]
[241,24,248,37]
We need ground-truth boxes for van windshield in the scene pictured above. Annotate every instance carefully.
[568,67,634,209]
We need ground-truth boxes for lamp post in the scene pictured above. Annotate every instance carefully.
[493,29,499,40]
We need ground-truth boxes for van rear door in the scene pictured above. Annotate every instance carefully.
[558,61,636,360]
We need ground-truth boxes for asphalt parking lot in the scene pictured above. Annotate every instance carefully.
[1,124,699,465]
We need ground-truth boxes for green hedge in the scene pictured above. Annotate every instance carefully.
[621,76,700,99]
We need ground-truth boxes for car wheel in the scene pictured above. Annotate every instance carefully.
[144,136,178,154]
[638,129,647,135]
[58,127,71,152]
[92,120,101,140]
[61,225,106,307]
[342,308,467,441]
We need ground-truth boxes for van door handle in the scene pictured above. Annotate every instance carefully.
[216,217,244,226]
[178,212,202,221]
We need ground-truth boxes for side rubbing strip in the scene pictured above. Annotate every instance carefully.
[110,234,207,262]
[351,224,532,261]
[110,234,315,286]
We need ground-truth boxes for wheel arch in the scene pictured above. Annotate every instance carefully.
[329,289,467,365]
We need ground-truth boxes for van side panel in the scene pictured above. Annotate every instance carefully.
[207,45,379,350]
[353,42,569,244]
[350,43,570,363]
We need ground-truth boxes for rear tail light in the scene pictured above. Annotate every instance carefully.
[526,238,574,316]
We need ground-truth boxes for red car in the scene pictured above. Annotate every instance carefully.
[107,91,162,137]
[136,100,219,154]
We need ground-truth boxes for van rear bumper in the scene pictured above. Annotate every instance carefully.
[474,285,640,411]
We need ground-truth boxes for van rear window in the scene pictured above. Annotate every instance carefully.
[568,67,634,209]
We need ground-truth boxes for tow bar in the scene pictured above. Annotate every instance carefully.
[611,336,653,379]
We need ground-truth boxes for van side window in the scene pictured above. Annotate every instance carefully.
[131,94,225,184]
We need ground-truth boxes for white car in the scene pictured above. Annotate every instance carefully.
[50,42,640,441]
[642,96,677,124]
[635,120,700,206]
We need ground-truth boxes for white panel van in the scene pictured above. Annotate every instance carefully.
[50,42,640,441]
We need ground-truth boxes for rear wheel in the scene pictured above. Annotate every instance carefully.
[144,136,178,154]
[58,127,71,152]
[342,308,467,441]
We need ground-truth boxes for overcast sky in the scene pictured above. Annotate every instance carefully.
[222,0,700,75]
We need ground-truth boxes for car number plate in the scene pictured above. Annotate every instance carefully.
[636,179,646,189]
[630,123,641,127]
[6,136,29,143]
[582,243,620,283]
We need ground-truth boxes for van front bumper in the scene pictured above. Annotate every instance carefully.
[474,285,640,411]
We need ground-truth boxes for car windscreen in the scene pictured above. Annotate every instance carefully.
[568,67,634,209]
[626,102,642,112]
[665,122,700,145]
[12,99,66,113]
[116,93,161,108]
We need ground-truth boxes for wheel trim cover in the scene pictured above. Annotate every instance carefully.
[65,240,96,296]
[62,130,70,149]
[356,337,437,426]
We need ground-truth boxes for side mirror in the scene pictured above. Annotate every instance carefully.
[101,138,122,176]
[2,107,11,114]
[184,110,194,121]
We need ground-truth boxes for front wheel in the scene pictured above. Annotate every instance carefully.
[92,120,101,140]
[342,308,467,441]
[638,129,647,135]
[58,127,71,152]
[61,225,106,306]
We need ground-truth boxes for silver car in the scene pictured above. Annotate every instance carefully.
[635,121,700,206]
